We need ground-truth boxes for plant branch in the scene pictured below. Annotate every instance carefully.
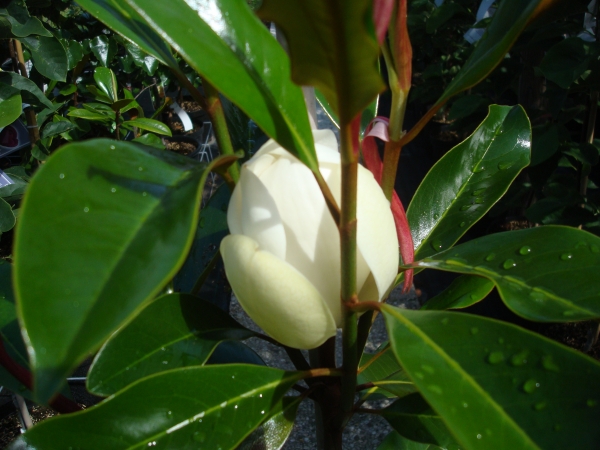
[339,118,360,430]
[171,70,240,183]
[10,39,40,155]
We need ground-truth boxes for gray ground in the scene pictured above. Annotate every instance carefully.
[229,285,420,450]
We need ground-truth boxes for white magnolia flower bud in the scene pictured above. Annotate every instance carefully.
[221,130,398,349]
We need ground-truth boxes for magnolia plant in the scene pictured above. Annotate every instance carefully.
[1,0,600,449]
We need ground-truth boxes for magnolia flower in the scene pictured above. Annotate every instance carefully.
[220,130,398,349]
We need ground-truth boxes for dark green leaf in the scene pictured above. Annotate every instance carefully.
[89,34,116,67]
[15,139,213,403]
[75,0,179,67]
[238,396,301,450]
[0,93,22,128]
[58,84,77,96]
[0,262,32,397]
[10,365,302,449]
[539,37,591,89]
[0,173,28,201]
[40,121,75,139]
[358,343,415,399]
[408,105,531,261]
[381,393,460,449]
[132,133,165,150]
[112,98,134,112]
[421,275,494,311]
[0,72,53,109]
[382,306,600,450]
[410,226,600,322]
[207,341,265,366]
[122,118,172,136]
[67,108,112,121]
[437,0,553,105]
[21,36,68,82]
[448,95,488,122]
[59,39,84,70]
[85,84,113,104]
[174,185,229,293]
[93,67,118,103]
[122,0,318,173]
[0,0,52,38]
[531,124,559,166]
[259,0,384,121]
[378,432,441,450]
[426,3,466,34]
[0,197,15,232]
[87,293,254,396]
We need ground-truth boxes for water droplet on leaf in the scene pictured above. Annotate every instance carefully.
[472,188,486,196]
[487,351,504,364]
[473,164,485,173]
[83,207,89,213]
[192,431,206,442]
[498,161,514,170]
[522,379,540,393]
[474,197,485,204]
[428,385,443,394]
[431,240,443,251]
[510,350,529,366]
[590,244,600,253]
[421,365,435,374]
[470,327,479,335]
[459,221,466,227]
[485,253,496,262]
[533,401,547,411]
[59,173,65,179]
[587,399,597,407]
[519,246,532,255]
[503,259,516,269]
[560,253,572,261]
[542,355,560,372]
[111,187,116,193]
[460,205,471,211]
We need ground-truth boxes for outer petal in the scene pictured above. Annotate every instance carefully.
[221,234,337,349]
[257,153,345,323]
[237,166,287,261]
[356,165,399,301]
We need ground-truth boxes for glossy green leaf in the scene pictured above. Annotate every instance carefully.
[67,108,112,121]
[10,365,302,450]
[112,98,135,112]
[0,72,53,109]
[75,0,178,67]
[437,0,552,105]
[358,343,415,399]
[40,121,76,140]
[259,0,384,122]
[60,38,84,70]
[121,0,318,173]
[89,34,117,67]
[378,432,442,450]
[0,93,22,128]
[15,139,213,403]
[408,105,531,261]
[0,1,52,38]
[87,293,254,396]
[238,396,301,450]
[174,185,229,293]
[122,118,172,137]
[410,226,600,322]
[0,197,16,232]
[93,67,118,103]
[382,306,600,450]
[381,393,461,449]
[133,133,165,150]
[21,36,68,82]
[421,275,494,311]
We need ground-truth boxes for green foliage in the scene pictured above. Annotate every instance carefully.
[383,306,600,450]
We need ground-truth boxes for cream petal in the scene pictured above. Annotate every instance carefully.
[238,167,287,261]
[227,182,243,235]
[257,153,344,325]
[220,234,337,349]
[356,165,399,301]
